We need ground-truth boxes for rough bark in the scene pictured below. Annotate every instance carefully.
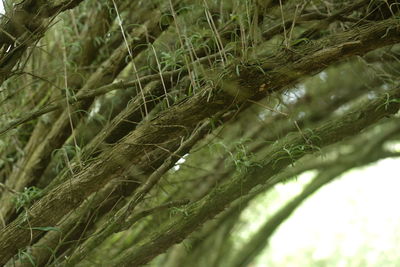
[109,87,400,266]
[1,1,400,266]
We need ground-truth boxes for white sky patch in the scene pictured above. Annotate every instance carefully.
[282,85,306,104]
[173,153,188,171]
[251,158,400,266]
[234,171,317,243]
[384,141,400,153]
[319,71,328,81]
[0,2,4,15]
[257,110,268,121]
[88,99,101,118]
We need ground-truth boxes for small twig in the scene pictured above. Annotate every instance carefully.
[120,199,190,232]
[247,99,288,116]
[279,0,288,48]
[112,0,148,116]
[293,120,311,145]
[0,182,18,194]
[151,44,170,107]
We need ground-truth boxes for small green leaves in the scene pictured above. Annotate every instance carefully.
[212,139,261,174]
[290,38,310,47]
[17,249,36,266]
[378,92,400,111]
[170,206,189,217]
[29,226,61,232]
[13,186,43,212]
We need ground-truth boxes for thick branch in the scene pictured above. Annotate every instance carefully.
[110,88,400,266]
[0,0,87,85]
[0,18,399,264]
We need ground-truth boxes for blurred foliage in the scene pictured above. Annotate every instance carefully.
[0,0,400,266]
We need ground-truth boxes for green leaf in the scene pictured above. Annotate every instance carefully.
[28,226,61,232]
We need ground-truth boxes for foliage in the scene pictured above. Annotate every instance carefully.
[13,187,42,212]
[0,0,400,266]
